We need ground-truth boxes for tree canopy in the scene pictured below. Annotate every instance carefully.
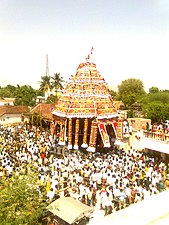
[149,86,159,94]
[38,72,64,98]
[51,72,64,90]
[141,91,169,105]
[0,72,65,106]
[117,78,146,108]
[0,85,38,106]
[14,85,37,106]
[0,85,17,98]
[140,90,169,123]
[0,172,47,225]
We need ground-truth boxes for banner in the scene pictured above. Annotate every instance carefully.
[112,121,123,139]
[98,122,110,147]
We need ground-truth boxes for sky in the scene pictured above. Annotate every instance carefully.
[0,0,169,92]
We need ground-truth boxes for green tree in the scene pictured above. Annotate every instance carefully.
[35,89,44,97]
[46,94,58,104]
[149,86,159,94]
[127,109,135,118]
[0,85,17,98]
[109,89,117,100]
[117,78,146,108]
[51,72,64,91]
[39,75,52,95]
[14,85,37,106]
[0,172,47,225]
[141,91,169,106]
[143,102,169,124]
[140,91,169,123]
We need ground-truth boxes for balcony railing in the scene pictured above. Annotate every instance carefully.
[143,130,169,143]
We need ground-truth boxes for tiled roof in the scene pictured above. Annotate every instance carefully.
[30,103,55,120]
[0,105,30,117]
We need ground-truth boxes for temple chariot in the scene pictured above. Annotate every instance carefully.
[51,53,123,152]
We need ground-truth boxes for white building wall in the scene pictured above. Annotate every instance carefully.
[0,98,15,106]
[0,102,14,106]
[0,113,29,125]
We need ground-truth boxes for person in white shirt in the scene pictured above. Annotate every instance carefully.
[47,188,55,202]
[104,192,113,216]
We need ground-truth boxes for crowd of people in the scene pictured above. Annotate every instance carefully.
[0,124,169,219]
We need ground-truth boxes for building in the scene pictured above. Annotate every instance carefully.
[127,117,151,132]
[30,103,56,129]
[0,98,15,106]
[0,105,30,125]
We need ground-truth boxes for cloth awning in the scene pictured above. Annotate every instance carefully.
[46,197,93,224]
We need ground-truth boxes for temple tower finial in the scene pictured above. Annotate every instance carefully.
[86,46,94,62]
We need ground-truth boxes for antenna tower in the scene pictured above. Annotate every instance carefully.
[46,54,49,77]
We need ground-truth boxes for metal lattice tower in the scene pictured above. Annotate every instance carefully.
[46,54,49,77]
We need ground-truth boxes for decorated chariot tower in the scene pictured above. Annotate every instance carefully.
[52,52,123,152]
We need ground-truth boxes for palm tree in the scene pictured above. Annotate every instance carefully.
[38,75,51,94]
[51,72,64,91]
